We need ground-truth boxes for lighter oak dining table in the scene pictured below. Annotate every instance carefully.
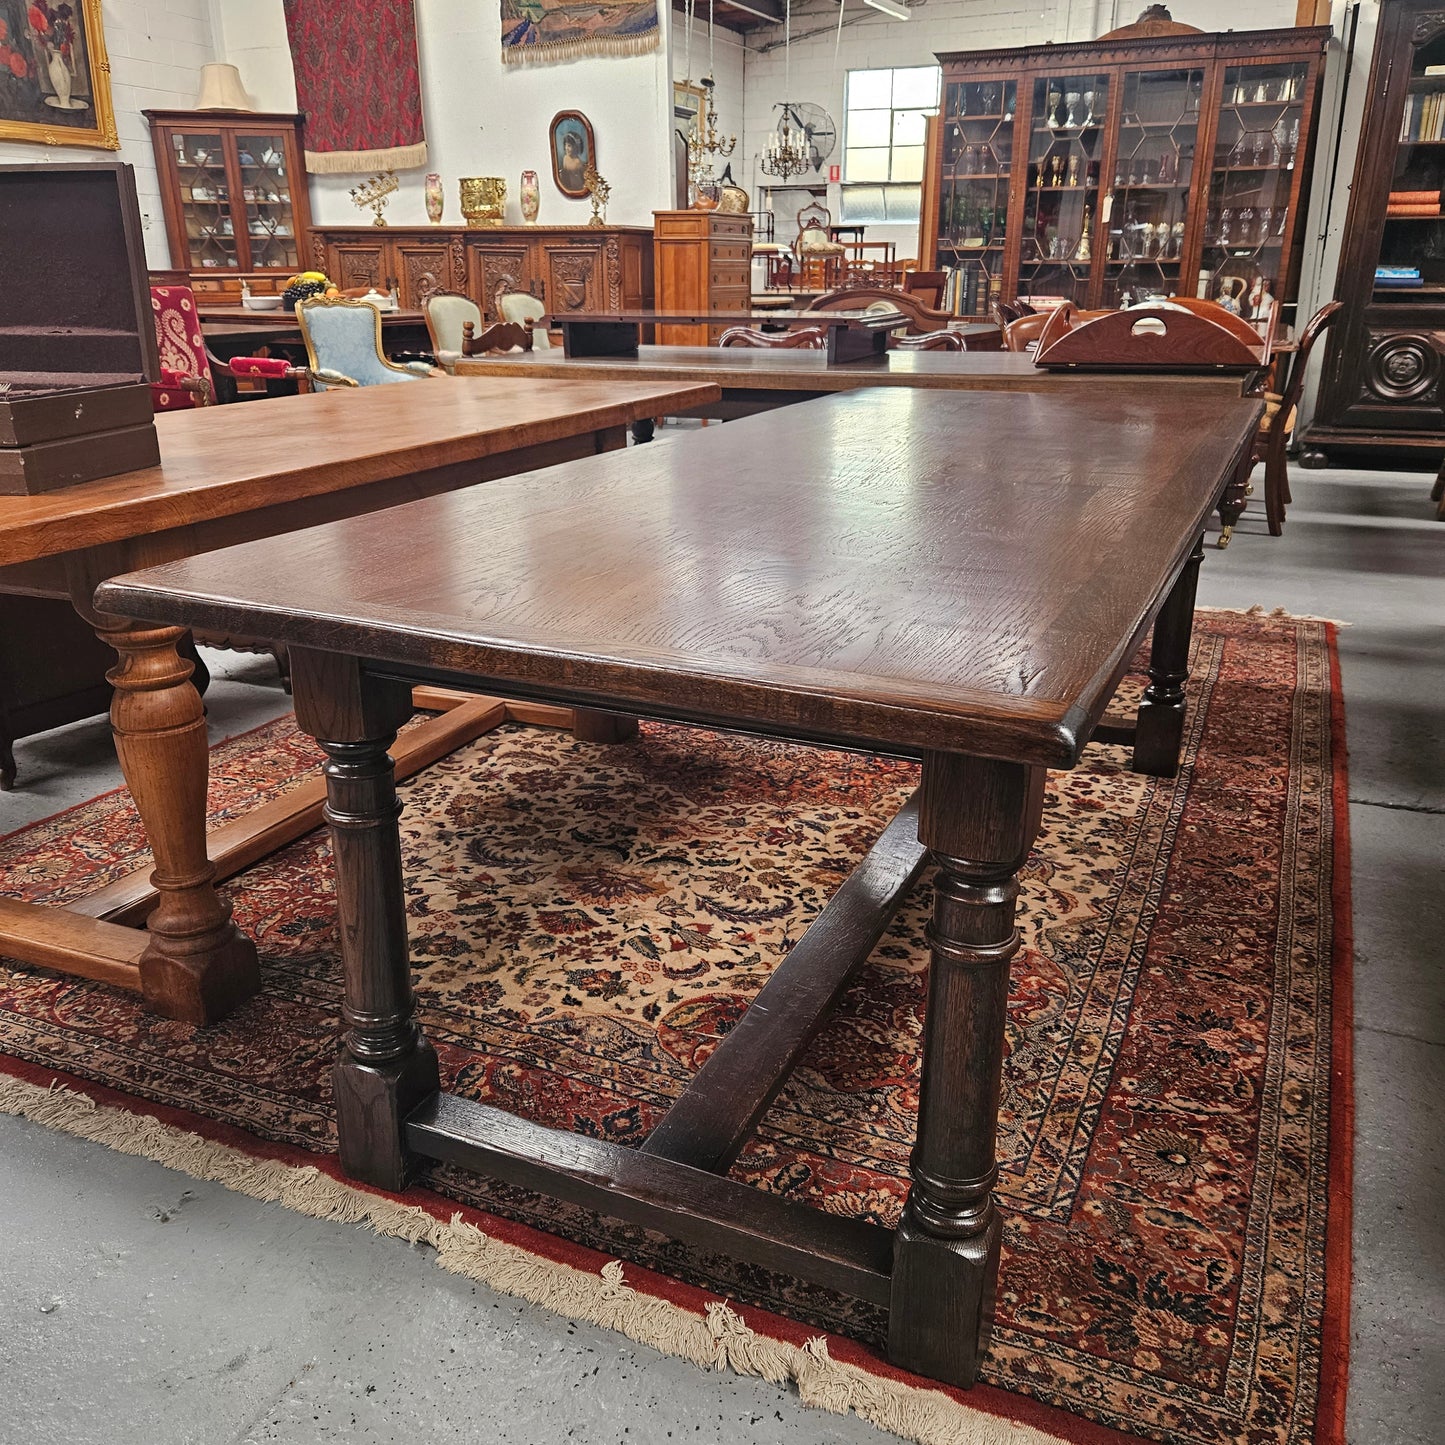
[0,376,718,1025]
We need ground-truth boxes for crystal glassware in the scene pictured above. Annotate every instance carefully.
[1047,89,1062,129]
[1065,91,1081,127]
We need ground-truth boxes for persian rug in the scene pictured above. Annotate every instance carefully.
[501,0,660,66]
[283,0,426,173]
[0,611,1351,1445]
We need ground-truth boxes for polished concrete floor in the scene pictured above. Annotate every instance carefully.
[0,461,1441,1445]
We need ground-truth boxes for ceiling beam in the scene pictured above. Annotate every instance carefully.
[671,0,784,31]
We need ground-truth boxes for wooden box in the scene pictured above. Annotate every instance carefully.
[0,163,161,496]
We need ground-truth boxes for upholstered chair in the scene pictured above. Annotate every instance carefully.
[295,297,439,389]
[422,290,484,371]
[496,291,553,349]
[149,283,305,409]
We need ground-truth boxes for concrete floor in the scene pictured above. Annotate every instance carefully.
[0,460,1441,1445]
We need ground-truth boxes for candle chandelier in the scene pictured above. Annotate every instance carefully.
[760,102,811,180]
[690,77,736,168]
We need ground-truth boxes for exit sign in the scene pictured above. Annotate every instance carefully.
[828,164,840,182]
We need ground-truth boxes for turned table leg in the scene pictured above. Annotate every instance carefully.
[97,617,260,1023]
[1133,533,1205,778]
[291,649,439,1190]
[888,753,1045,1389]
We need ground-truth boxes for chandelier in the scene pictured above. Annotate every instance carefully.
[690,77,736,167]
[760,102,810,180]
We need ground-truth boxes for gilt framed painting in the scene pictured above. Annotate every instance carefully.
[0,0,118,150]
[549,110,594,199]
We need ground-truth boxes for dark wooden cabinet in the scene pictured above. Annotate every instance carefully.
[1307,0,1445,461]
[311,226,654,317]
[927,20,1329,324]
[653,211,754,345]
[146,111,314,300]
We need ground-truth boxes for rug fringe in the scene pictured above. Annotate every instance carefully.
[1197,604,1349,625]
[0,1074,1068,1445]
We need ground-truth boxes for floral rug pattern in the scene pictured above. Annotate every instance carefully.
[0,612,1342,1445]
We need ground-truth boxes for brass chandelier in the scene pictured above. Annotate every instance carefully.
[760,102,810,180]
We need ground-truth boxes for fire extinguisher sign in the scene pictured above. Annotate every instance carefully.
[828,164,840,183]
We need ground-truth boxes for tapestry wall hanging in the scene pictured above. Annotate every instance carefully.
[0,0,118,150]
[502,0,660,66]
[282,0,426,174]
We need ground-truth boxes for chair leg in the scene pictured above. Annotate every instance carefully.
[1264,436,1288,537]
[1431,460,1445,519]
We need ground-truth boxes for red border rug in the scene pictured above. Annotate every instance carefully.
[0,611,1352,1445]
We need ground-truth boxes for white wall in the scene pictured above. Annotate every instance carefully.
[0,0,218,265]
[740,0,1304,251]
[212,0,676,229]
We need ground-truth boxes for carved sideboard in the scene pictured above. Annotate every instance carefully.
[309,226,655,318]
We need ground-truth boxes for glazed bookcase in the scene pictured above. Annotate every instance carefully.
[1307,0,1445,460]
[146,110,314,298]
[928,24,1330,321]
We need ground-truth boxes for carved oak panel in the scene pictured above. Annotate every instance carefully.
[466,243,532,320]
[541,242,605,313]
[394,244,453,309]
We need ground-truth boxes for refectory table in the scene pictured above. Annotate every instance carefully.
[97,383,1262,1390]
[0,375,717,1024]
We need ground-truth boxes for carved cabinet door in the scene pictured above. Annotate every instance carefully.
[539,240,607,315]
[465,242,534,319]
[327,241,390,294]
[392,242,454,309]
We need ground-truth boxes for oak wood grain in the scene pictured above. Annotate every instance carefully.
[97,386,1261,767]
[0,377,718,568]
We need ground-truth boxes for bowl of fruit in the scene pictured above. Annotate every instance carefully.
[280,272,333,310]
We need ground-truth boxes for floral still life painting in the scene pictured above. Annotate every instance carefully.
[0,0,117,149]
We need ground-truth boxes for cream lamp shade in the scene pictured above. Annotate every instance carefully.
[194,63,252,111]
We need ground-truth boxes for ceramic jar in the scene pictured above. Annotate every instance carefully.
[520,169,540,224]
[424,172,444,224]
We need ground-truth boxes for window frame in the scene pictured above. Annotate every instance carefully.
[842,65,940,188]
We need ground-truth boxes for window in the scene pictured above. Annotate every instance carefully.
[843,66,940,185]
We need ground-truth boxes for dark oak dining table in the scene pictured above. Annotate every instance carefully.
[97,382,1263,1394]
[0,375,717,1025]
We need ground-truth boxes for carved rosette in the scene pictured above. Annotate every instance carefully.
[1413,10,1445,43]
[605,235,622,310]
[1364,333,1441,401]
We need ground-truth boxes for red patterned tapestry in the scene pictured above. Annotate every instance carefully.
[0,612,1351,1445]
[283,0,426,174]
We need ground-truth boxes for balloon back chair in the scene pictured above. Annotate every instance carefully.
[421,289,483,371]
[295,297,438,389]
[496,291,554,349]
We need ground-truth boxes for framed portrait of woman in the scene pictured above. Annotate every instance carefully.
[0,0,118,149]
[549,110,595,199]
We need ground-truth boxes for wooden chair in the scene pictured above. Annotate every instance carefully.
[1252,299,1342,535]
[1002,313,1050,352]
[422,289,483,371]
[149,282,307,409]
[807,285,957,336]
[903,270,947,309]
[795,202,847,289]
[461,321,535,356]
[718,325,827,349]
[893,329,966,351]
[495,290,554,349]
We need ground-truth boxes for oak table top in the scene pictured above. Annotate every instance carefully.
[99,384,1262,768]
[0,375,718,568]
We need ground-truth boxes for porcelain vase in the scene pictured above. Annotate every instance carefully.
[520,169,540,224]
[424,172,444,224]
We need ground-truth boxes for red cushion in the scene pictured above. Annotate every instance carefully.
[150,382,198,411]
[228,355,291,379]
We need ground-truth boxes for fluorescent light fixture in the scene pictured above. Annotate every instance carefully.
[863,0,911,18]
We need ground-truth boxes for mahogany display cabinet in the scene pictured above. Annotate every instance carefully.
[926,18,1331,324]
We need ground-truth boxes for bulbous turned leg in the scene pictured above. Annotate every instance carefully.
[1216,453,1252,549]
[1133,533,1205,778]
[888,754,1044,1389]
[98,618,259,1024]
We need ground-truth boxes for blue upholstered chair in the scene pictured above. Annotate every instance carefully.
[295,297,438,389]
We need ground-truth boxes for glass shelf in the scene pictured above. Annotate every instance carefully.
[940,78,1017,317]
